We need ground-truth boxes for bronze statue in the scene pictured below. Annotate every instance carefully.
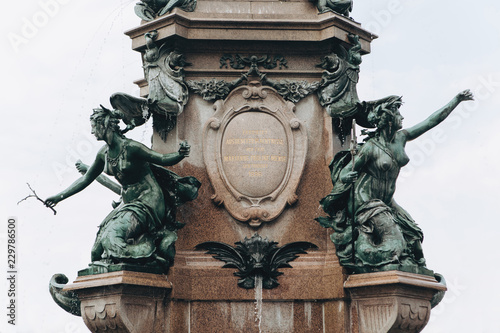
[317,34,366,143]
[317,34,362,120]
[45,106,200,273]
[135,0,197,21]
[317,90,474,274]
[316,34,414,144]
[111,30,189,141]
[312,0,353,16]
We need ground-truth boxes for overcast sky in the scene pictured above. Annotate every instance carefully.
[1,1,499,332]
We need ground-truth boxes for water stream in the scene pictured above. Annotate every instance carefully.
[254,275,263,333]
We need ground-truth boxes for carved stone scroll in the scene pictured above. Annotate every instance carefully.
[203,82,308,227]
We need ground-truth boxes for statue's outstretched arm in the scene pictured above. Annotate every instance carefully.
[76,160,121,195]
[132,140,190,166]
[45,150,106,207]
[404,89,474,141]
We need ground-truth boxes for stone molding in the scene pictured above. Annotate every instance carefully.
[64,271,172,333]
[125,5,375,52]
[344,271,447,333]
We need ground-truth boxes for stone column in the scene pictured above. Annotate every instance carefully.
[64,271,172,333]
[121,2,375,331]
[344,271,447,333]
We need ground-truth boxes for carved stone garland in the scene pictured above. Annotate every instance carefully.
[203,82,308,227]
[188,54,320,103]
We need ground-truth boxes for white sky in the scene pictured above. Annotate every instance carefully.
[1,1,499,332]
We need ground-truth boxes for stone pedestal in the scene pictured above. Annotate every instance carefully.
[118,1,376,332]
[64,271,172,333]
[162,250,349,332]
[344,271,447,333]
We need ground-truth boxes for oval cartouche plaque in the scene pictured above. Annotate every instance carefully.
[221,112,288,198]
[203,83,308,227]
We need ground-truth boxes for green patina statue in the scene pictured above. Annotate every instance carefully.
[317,34,362,121]
[111,30,189,142]
[317,90,473,275]
[317,34,388,144]
[135,0,197,21]
[312,0,353,16]
[45,106,200,275]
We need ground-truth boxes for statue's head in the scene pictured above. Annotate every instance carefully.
[317,54,340,71]
[168,50,189,68]
[90,106,123,140]
[368,96,404,130]
[348,52,362,66]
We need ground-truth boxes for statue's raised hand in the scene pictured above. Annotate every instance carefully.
[178,141,190,157]
[458,89,474,102]
[75,160,89,175]
[45,195,62,208]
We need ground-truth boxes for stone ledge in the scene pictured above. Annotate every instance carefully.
[344,271,446,333]
[125,7,375,52]
[64,271,171,333]
[344,270,447,291]
[64,270,172,292]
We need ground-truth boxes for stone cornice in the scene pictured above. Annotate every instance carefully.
[344,270,447,291]
[125,6,376,52]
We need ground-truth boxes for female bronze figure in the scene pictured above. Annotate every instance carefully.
[318,90,473,273]
[45,107,200,272]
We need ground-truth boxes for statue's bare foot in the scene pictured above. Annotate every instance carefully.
[75,160,89,175]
